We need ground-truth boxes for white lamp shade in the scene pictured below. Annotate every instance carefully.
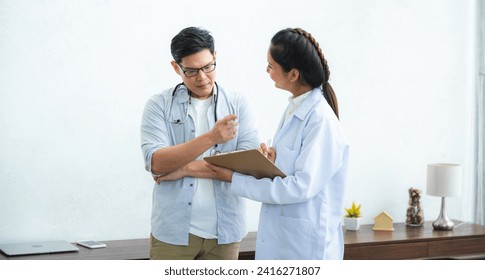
[426,163,462,197]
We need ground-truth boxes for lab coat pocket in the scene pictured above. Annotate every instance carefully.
[276,146,299,175]
[276,215,314,259]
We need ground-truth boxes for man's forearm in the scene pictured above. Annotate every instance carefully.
[183,160,214,178]
[155,160,214,183]
[151,114,239,175]
[151,134,214,175]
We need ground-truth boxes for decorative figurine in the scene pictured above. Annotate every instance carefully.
[406,188,424,226]
[373,211,394,231]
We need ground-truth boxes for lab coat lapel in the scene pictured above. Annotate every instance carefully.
[273,108,287,144]
[273,89,322,144]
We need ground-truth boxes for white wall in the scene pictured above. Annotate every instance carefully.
[0,0,477,243]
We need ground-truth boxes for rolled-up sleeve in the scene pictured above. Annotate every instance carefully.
[140,95,170,173]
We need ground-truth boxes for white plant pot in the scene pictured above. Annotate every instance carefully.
[344,217,361,231]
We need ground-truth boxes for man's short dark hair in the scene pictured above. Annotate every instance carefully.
[170,27,215,63]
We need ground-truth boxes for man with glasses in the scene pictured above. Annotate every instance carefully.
[140,27,260,260]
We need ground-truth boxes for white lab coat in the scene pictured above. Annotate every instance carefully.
[231,88,349,260]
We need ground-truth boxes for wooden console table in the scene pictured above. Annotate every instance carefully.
[0,233,257,260]
[344,221,485,259]
[2,221,485,260]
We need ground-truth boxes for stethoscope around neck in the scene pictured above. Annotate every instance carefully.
[168,82,219,124]
[168,82,221,155]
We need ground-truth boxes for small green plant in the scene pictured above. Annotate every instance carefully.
[345,201,362,218]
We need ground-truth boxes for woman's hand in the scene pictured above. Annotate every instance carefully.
[206,163,234,183]
[260,143,276,163]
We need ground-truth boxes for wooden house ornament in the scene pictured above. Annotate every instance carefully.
[373,211,394,231]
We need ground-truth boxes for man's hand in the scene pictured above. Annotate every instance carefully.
[153,167,185,184]
[208,114,238,144]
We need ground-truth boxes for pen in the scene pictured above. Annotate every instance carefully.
[267,139,272,148]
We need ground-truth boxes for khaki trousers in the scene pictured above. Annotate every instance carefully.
[150,234,241,260]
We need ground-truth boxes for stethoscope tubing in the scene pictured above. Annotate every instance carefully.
[168,82,221,154]
[169,82,218,124]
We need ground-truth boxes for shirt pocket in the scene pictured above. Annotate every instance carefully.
[220,139,237,153]
[167,122,191,144]
[275,215,314,259]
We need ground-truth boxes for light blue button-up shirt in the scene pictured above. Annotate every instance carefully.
[231,88,349,259]
[140,83,259,245]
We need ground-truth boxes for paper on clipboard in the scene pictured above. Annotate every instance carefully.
[203,149,286,179]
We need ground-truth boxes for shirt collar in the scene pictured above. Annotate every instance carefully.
[294,88,324,120]
[288,90,312,108]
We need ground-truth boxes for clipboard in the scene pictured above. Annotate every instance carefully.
[203,149,286,179]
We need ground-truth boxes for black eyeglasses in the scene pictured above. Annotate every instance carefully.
[177,62,216,77]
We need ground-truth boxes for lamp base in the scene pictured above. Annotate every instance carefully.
[432,197,454,230]
[432,218,454,230]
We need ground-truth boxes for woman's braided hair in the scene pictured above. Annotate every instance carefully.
[270,28,339,119]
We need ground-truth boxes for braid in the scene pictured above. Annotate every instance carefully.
[289,28,339,119]
[291,28,330,83]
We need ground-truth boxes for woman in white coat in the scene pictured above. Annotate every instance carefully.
[208,28,349,260]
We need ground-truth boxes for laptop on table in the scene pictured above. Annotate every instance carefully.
[0,240,79,256]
